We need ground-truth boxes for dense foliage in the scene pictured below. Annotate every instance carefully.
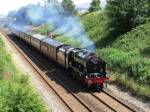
[96,48,150,98]
[106,0,150,34]
[96,48,150,85]
[27,3,150,98]
[0,38,46,112]
[112,22,150,52]
[88,0,101,12]
[81,11,150,98]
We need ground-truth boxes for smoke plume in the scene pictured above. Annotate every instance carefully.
[11,2,95,51]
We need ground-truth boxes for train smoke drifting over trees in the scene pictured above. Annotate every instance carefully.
[8,1,95,51]
[61,0,77,14]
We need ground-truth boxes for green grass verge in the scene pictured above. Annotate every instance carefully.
[55,35,82,47]
[112,22,150,53]
[111,72,150,99]
[95,48,150,99]
[0,37,46,112]
[81,12,150,99]
[81,11,116,47]
[35,22,54,35]
[96,48,150,85]
[82,12,150,93]
[35,11,150,99]
[81,11,108,42]
[35,11,115,48]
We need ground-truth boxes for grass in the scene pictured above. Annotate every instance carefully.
[35,22,54,35]
[81,11,108,42]
[96,48,150,85]
[141,47,150,58]
[35,11,150,99]
[0,37,46,112]
[96,48,150,99]
[81,11,150,99]
[56,35,82,47]
[111,72,150,99]
[36,22,83,48]
[112,22,150,52]
[35,11,115,48]
[81,11,117,47]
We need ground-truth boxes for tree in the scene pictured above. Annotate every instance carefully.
[88,0,101,12]
[106,0,150,35]
[61,0,77,15]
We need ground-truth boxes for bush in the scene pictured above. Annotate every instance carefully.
[0,38,6,77]
[106,0,150,35]
[0,81,45,112]
[112,73,150,98]
[96,48,150,85]
[112,22,150,52]
[0,38,46,112]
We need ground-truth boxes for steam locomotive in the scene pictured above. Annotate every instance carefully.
[10,27,109,90]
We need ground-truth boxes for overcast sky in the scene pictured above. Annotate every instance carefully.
[0,0,105,16]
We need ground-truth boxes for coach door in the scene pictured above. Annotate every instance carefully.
[41,42,48,56]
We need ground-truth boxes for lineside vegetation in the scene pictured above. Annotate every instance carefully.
[35,11,150,99]
[0,37,46,112]
[32,0,150,100]
[82,12,150,99]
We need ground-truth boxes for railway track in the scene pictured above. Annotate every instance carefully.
[6,33,109,112]
[90,91,137,112]
[1,29,92,112]
[1,29,141,112]
[104,90,137,111]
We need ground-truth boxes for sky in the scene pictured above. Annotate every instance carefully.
[0,0,105,16]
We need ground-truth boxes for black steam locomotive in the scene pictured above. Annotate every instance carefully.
[10,27,109,90]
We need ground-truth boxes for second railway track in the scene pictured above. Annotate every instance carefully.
[91,91,136,112]
[5,30,111,112]
[1,29,141,112]
[1,29,92,112]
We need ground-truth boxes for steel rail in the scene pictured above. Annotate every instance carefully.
[3,31,74,112]
[3,30,92,112]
